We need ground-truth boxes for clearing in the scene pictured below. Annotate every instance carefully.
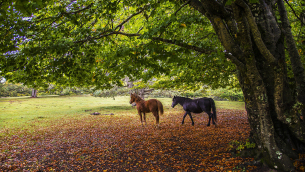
[0,95,262,171]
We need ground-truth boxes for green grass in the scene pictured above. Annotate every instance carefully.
[215,100,245,110]
[0,95,126,130]
[0,95,245,134]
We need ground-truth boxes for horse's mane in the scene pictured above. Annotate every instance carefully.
[175,96,192,100]
[132,94,144,102]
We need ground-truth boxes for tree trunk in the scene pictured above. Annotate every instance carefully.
[31,89,37,98]
[189,0,305,171]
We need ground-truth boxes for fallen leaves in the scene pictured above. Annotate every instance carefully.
[0,108,299,171]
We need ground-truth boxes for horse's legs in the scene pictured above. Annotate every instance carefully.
[211,113,216,125]
[151,110,159,124]
[188,112,195,126]
[207,112,212,126]
[182,112,194,126]
[143,113,147,124]
[138,112,143,124]
[155,114,159,124]
[182,112,188,124]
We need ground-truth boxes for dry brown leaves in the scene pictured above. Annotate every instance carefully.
[0,109,264,171]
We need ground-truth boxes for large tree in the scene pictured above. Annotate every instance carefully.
[1,0,305,171]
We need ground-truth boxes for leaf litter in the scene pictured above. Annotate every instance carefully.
[0,109,281,171]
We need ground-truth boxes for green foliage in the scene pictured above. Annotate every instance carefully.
[174,87,205,98]
[0,0,55,53]
[91,81,244,101]
[92,87,180,99]
[59,87,93,96]
[206,87,244,101]
[0,0,235,91]
[229,140,256,151]
[0,82,32,97]
[0,82,93,97]
[149,89,181,98]
[292,101,305,115]
[92,86,130,99]
[0,79,5,96]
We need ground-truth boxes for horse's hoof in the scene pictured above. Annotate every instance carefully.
[207,124,210,126]
[192,123,194,126]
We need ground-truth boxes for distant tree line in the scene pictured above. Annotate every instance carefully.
[0,82,93,97]
[1,82,244,101]
[92,86,244,101]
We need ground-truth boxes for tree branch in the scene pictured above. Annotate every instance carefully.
[63,3,94,15]
[35,3,94,23]
[284,0,305,26]
[198,33,217,40]
[189,0,245,66]
[225,53,245,70]
[201,0,231,18]
[174,0,191,15]
[187,0,207,15]
[114,6,146,31]
[150,36,213,54]
[137,27,144,34]
[278,0,305,104]
[74,31,213,54]
[235,0,276,63]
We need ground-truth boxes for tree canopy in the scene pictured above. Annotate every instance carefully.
[1,0,237,90]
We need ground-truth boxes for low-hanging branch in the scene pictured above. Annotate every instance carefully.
[74,30,214,55]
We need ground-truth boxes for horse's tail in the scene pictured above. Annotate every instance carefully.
[157,100,164,115]
[210,98,217,121]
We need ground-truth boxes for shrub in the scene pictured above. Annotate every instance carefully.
[206,87,244,101]
[0,82,32,97]
[0,82,94,97]
[150,90,181,98]
[93,87,129,99]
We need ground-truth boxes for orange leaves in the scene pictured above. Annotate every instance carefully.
[180,23,186,27]
[0,108,297,171]
[294,154,305,171]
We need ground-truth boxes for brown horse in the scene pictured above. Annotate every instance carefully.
[129,93,164,124]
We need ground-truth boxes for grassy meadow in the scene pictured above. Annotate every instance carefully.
[0,95,254,171]
[1,96,171,133]
[0,95,136,132]
[0,95,245,133]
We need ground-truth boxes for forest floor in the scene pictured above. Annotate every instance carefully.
[0,96,303,171]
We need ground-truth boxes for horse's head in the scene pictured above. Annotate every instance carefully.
[130,93,143,104]
[129,93,135,104]
[171,96,178,108]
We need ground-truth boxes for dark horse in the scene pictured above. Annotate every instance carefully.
[129,93,164,124]
[171,96,217,126]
